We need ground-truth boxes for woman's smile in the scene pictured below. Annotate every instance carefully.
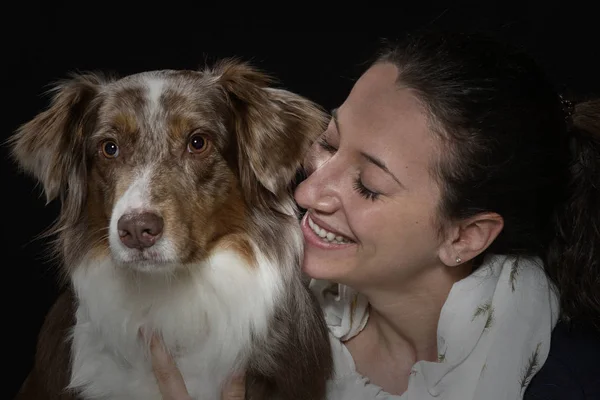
[300,212,356,250]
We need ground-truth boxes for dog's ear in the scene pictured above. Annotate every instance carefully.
[214,59,328,200]
[8,73,106,221]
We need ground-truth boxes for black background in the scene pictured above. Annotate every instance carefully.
[3,2,599,398]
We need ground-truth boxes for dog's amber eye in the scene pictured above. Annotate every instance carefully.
[187,134,208,154]
[100,140,119,158]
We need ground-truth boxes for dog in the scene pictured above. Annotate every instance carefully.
[10,59,333,400]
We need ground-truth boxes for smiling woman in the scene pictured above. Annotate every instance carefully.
[296,64,457,295]
[297,31,599,400]
[150,30,600,400]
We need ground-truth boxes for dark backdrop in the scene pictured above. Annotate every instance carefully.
[3,2,598,398]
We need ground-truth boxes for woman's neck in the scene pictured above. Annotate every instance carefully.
[359,263,471,364]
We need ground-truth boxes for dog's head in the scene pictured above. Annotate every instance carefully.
[10,59,327,273]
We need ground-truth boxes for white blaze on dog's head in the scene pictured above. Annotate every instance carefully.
[107,166,179,271]
[9,60,329,275]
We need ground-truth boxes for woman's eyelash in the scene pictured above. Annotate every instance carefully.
[353,177,380,201]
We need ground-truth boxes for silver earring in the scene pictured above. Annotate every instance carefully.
[456,256,462,263]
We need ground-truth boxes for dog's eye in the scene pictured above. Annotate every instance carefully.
[187,134,209,154]
[100,140,119,158]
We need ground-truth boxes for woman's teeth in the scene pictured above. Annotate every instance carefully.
[308,216,350,244]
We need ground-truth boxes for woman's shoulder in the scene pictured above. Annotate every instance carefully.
[525,320,600,400]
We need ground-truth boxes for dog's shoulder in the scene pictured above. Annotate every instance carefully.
[15,288,78,400]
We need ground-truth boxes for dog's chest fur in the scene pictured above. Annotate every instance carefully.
[68,248,282,400]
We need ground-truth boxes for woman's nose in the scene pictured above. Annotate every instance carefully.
[294,164,342,215]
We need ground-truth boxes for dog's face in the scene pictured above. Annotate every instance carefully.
[10,60,327,273]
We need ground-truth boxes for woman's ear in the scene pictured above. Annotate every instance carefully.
[438,212,504,266]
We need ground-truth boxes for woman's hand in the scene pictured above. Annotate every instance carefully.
[147,332,246,400]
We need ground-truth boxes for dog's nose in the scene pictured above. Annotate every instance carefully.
[117,212,164,249]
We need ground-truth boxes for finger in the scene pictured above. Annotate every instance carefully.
[147,333,193,400]
[222,373,246,400]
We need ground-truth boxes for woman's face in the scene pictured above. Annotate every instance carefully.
[294,62,447,291]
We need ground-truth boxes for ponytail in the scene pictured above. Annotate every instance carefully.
[546,99,600,331]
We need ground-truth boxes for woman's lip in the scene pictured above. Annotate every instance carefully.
[306,213,351,239]
[301,213,355,250]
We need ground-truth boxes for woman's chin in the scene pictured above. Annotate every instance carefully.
[302,253,350,283]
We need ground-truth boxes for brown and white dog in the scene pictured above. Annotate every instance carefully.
[10,59,332,400]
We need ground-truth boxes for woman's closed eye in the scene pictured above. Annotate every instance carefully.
[353,176,380,201]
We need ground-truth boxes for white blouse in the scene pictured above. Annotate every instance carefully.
[310,254,560,400]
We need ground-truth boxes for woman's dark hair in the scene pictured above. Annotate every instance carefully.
[375,31,599,330]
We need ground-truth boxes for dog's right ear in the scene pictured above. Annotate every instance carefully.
[8,73,106,206]
[212,59,328,203]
